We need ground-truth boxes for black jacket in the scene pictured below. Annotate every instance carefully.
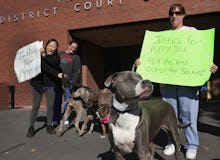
[30,53,62,92]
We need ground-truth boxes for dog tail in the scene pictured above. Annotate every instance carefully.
[178,122,191,129]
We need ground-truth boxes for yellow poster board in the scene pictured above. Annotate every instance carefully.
[136,29,215,86]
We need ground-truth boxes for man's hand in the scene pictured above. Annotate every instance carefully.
[210,63,218,74]
[134,58,141,67]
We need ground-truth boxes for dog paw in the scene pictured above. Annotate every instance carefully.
[57,131,63,137]
[78,131,84,136]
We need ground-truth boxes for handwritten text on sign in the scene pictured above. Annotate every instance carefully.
[14,41,42,83]
[136,29,215,86]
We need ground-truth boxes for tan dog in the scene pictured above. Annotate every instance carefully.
[58,87,98,137]
[79,88,112,138]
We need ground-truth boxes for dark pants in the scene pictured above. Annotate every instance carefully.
[52,87,62,123]
[29,87,55,127]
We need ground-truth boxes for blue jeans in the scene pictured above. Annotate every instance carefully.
[63,88,72,122]
[160,84,199,150]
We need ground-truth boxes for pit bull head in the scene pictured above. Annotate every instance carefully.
[104,71,153,103]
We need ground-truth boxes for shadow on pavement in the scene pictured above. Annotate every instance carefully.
[198,101,220,137]
[198,122,220,137]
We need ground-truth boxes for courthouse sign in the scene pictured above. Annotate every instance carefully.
[0,0,122,24]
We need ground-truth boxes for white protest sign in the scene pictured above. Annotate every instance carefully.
[14,41,43,83]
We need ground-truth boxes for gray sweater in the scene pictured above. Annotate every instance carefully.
[59,51,81,89]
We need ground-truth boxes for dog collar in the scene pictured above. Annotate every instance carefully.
[99,113,110,124]
[112,104,141,116]
[73,96,87,105]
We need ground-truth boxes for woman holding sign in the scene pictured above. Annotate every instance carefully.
[135,3,218,160]
[27,39,65,137]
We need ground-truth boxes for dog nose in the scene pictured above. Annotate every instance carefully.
[142,80,151,86]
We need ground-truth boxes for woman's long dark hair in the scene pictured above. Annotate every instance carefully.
[45,38,59,54]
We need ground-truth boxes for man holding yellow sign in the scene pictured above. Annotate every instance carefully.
[135,3,218,160]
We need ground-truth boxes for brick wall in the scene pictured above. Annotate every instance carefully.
[1,0,220,106]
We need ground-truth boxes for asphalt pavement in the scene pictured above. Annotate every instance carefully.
[0,101,220,160]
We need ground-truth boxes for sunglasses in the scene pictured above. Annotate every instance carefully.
[169,11,183,17]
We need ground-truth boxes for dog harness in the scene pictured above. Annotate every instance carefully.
[99,113,110,124]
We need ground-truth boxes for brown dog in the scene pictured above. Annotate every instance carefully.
[79,88,112,138]
[57,87,99,137]
[97,88,112,138]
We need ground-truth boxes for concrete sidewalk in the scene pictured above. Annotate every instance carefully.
[0,101,220,160]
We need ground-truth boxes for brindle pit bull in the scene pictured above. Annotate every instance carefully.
[104,71,186,160]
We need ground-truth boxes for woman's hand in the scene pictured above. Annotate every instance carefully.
[210,63,218,74]
[57,73,68,79]
[40,48,45,54]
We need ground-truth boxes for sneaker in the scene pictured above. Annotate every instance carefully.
[64,120,70,125]
[52,121,59,128]
[52,121,58,125]
[163,144,175,156]
[46,126,56,134]
[27,126,35,137]
[186,149,197,160]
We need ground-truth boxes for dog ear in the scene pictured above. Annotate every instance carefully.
[83,91,90,103]
[104,72,118,87]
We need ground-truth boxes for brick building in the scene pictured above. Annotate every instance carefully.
[0,0,220,108]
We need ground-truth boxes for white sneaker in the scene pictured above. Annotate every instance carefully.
[163,144,175,156]
[186,149,197,160]
[64,120,69,125]
[52,121,58,127]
